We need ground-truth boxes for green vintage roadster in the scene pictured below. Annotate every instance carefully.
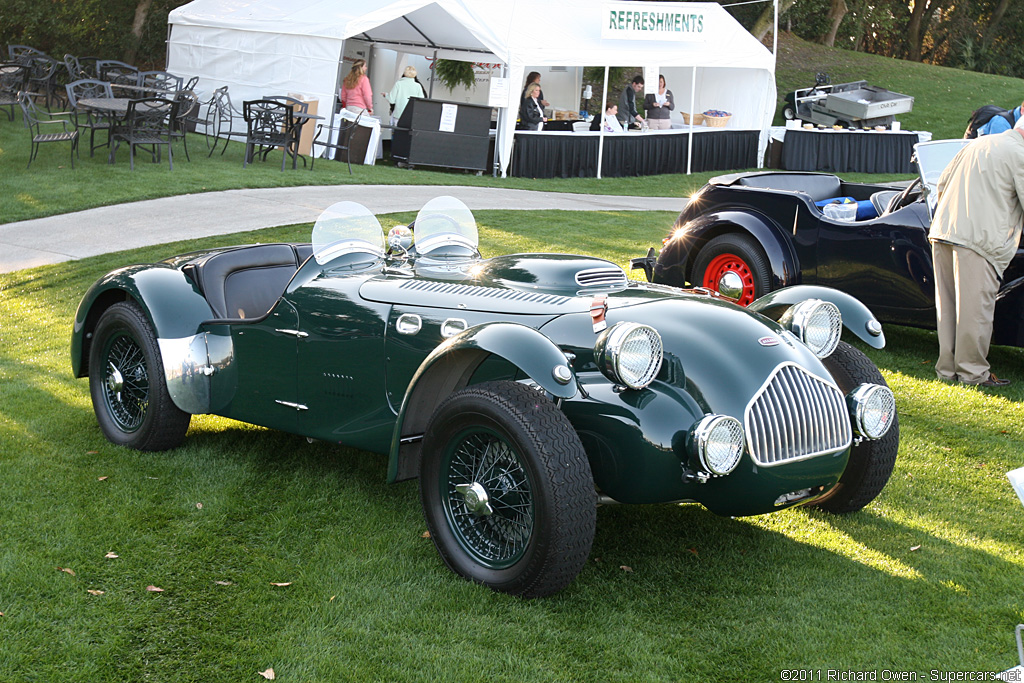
[72,196,898,597]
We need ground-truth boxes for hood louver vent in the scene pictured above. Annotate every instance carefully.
[575,267,628,289]
[398,280,571,305]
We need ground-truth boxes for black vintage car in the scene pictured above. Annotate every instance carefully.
[632,139,1024,347]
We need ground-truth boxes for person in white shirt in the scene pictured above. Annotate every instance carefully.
[601,102,624,133]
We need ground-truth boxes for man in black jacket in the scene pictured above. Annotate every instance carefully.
[617,76,645,128]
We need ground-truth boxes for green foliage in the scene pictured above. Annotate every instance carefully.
[0,0,189,68]
[434,59,476,91]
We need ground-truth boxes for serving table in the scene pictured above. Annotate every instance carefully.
[510,127,758,178]
[772,127,932,174]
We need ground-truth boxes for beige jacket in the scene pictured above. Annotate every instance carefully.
[929,128,1024,274]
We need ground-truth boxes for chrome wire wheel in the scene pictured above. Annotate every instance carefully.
[102,331,150,432]
[441,427,535,569]
[88,302,190,451]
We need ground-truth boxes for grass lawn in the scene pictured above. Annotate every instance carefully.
[1,210,1022,681]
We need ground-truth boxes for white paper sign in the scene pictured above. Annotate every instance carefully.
[1008,467,1024,507]
[488,77,509,108]
[644,66,659,97]
[439,103,458,132]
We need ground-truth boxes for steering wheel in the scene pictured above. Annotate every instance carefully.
[886,177,922,214]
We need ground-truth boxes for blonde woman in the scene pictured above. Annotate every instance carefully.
[383,65,426,126]
[339,59,373,115]
[519,82,546,131]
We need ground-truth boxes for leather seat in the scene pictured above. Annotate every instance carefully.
[869,190,902,217]
[187,244,307,320]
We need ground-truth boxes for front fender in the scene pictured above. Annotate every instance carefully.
[386,322,576,483]
[749,285,886,349]
[653,209,799,291]
[71,264,214,377]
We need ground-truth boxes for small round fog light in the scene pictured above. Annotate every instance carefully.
[847,383,896,439]
[691,415,745,476]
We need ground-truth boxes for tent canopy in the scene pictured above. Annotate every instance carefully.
[168,0,776,175]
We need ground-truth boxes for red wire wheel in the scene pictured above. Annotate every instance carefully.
[692,233,771,307]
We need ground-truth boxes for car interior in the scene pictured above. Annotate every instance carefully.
[183,243,312,321]
[732,173,916,222]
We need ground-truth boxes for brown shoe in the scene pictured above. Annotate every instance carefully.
[977,373,1011,387]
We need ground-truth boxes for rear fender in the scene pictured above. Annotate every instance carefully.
[749,285,886,349]
[654,210,799,291]
[71,265,215,377]
[387,322,576,483]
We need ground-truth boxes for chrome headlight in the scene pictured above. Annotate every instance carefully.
[847,383,896,439]
[594,322,663,390]
[780,299,842,358]
[691,415,745,475]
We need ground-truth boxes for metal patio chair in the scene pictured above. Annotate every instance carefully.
[18,91,79,168]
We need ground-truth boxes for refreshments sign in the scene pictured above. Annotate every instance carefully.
[602,1,709,41]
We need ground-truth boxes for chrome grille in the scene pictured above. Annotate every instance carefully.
[744,363,852,466]
[575,267,627,288]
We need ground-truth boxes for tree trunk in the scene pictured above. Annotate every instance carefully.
[981,0,1011,51]
[906,0,930,61]
[124,0,154,65]
[818,0,848,47]
[751,0,799,42]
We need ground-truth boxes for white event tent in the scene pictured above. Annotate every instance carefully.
[167,0,777,176]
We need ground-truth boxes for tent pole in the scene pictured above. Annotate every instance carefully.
[596,65,609,180]
[428,50,436,98]
[687,66,696,175]
[322,40,345,161]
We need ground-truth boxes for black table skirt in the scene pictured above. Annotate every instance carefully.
[780,130,918,174]
[510,130,759,178]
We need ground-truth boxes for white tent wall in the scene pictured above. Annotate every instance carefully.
[168,23,342,110]
[167,0,775,176]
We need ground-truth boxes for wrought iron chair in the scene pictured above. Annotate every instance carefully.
[0,63,28,121]
[184,75,199,91]
[311,112,362,173]
[139,70,183,95]
[97,60,141,94]
[27,55,64,109]
[110,97,178,170]
[18,91,79,169]
[65,79,114,157]
[207,86,248,156]
[242,99,298,171]
[170,89,199,161]
[263,95,312,167]
[7,45,45,64]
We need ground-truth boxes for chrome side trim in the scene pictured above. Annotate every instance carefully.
[275,328,309,338]
[275,400,308,411]
[744,362,852,467]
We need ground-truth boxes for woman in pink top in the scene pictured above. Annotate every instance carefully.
[339,59,373,115]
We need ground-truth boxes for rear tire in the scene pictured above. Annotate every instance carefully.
[89,302,190,451]
[691,233,772,306]
[782,105,796,121]
[420,381,595,598]
[812,341,899,513]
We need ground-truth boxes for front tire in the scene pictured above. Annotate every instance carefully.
[89,302,190,451]
[691,233,772,306]
[782,105,796,120]
[812,341,899,513]
[420,381,596,598]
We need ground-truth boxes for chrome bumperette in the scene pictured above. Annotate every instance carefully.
[744,363,852,467]
[158,333,234,414]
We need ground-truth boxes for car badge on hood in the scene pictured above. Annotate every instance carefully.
[758,336,780,347]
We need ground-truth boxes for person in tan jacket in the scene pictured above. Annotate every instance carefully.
[929,128,1024,386]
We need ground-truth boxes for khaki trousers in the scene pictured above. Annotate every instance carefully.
[931,241,1000,384]
[646,118,672,130]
